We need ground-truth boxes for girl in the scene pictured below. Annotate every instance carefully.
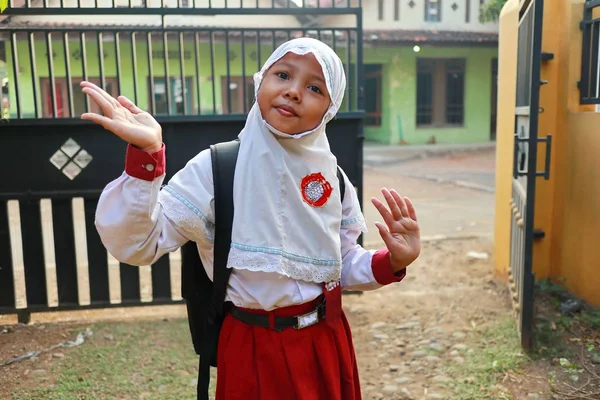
[85,38,420,399]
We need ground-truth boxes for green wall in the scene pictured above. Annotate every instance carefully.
[363,45,498,145]
[4,36,496,145]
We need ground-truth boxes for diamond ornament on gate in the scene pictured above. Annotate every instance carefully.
[49,138,93,180]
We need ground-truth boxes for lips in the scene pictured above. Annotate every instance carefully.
[275,105,298,117]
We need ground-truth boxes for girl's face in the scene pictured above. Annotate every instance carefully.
[257,52,331,135]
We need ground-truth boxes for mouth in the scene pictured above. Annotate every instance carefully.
[275,105,298,117]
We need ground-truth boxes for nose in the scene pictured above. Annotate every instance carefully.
[284,82,302,103]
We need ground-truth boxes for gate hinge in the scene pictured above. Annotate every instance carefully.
[540,80,549,86]
[541,52,554,61]
[533,229,545,240]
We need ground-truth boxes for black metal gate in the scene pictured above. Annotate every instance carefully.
[510,0,551,349]
[0,1,365,322]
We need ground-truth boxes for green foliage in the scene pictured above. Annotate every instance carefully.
[479,0,509,23]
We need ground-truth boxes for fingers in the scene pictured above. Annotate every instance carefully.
[382,188,403,220]
[373,188,411,226]
[81,112,118,133]
[389,189,409,218]
[118,96,144,115]
[371,197,395,227]
[82,87,116,118]
[404,197,418,221]
[80,81,119,107]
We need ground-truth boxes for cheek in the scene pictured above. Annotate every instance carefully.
[310,100,330,122]
[256,89,269,113]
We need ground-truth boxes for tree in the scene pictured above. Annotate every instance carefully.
[479,0,508,23]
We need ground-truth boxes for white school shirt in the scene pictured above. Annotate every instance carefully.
[95,144,403,311]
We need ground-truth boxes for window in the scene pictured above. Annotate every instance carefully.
[365,64,383,127]
[221,76,255,114]
[416,58,465,127]
[150,77,194,115]
[425,0,441,22]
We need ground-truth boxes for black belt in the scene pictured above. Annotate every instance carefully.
[228,299,326,331]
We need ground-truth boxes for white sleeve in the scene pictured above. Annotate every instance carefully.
[95,145,215,268]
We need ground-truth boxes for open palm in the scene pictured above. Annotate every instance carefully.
[80,81,162,153]
[371,188,421,272]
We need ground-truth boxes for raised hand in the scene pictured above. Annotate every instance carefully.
[371,188,421,273]
[80,81,162,153]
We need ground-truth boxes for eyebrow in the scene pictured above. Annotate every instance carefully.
[276,61,326,85]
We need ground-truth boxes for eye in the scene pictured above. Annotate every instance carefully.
[276,72,289,80]
[309,85,323,95]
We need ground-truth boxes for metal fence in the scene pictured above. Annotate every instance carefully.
[580,0,600,104]
[0,0,364,120]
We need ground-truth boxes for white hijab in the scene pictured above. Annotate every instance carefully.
[226,38,366,283]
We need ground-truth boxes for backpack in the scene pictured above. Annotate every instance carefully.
[180,139,346,400]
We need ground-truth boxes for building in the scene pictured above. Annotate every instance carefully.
[0,0,498,144]
[327,0,499,144]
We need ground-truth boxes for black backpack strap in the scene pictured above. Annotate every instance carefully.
[210,139,240,315]
[337,166,346,201]
[197,139,240,400]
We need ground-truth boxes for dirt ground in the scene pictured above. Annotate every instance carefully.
[345,236,508,399]
[1,236,506,400]
[2,149,599,399]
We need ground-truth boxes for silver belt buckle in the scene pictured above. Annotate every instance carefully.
[294,309,320,330]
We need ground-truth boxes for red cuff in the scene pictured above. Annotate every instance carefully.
[125,143,166,181]
[372,248,406,285]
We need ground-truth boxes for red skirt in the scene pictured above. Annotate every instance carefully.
[215,296,362,400]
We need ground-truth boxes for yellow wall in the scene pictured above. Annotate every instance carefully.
[549,1,600,308]
[493,0,519,283]
[496,0,600,308]
[556,112,600,307]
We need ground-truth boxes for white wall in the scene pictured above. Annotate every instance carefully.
[322,0,498,32]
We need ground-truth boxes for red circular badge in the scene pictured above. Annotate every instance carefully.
[301,173,333,207]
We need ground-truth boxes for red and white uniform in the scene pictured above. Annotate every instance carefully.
[95,143,405,399]
[95,37,406,400]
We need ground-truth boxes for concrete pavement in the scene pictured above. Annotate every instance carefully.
[360,143,496,247]
[363,141,496,167]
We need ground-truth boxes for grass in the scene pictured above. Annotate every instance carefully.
[443,314,528,400]
[11,318,215,400]
[442,279,600,400]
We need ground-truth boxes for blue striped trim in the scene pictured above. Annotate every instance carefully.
[163,185,214,228]
[231,242,341,266]
[341,215,364,227]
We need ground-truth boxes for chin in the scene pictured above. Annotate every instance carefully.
[266,117,300,135]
